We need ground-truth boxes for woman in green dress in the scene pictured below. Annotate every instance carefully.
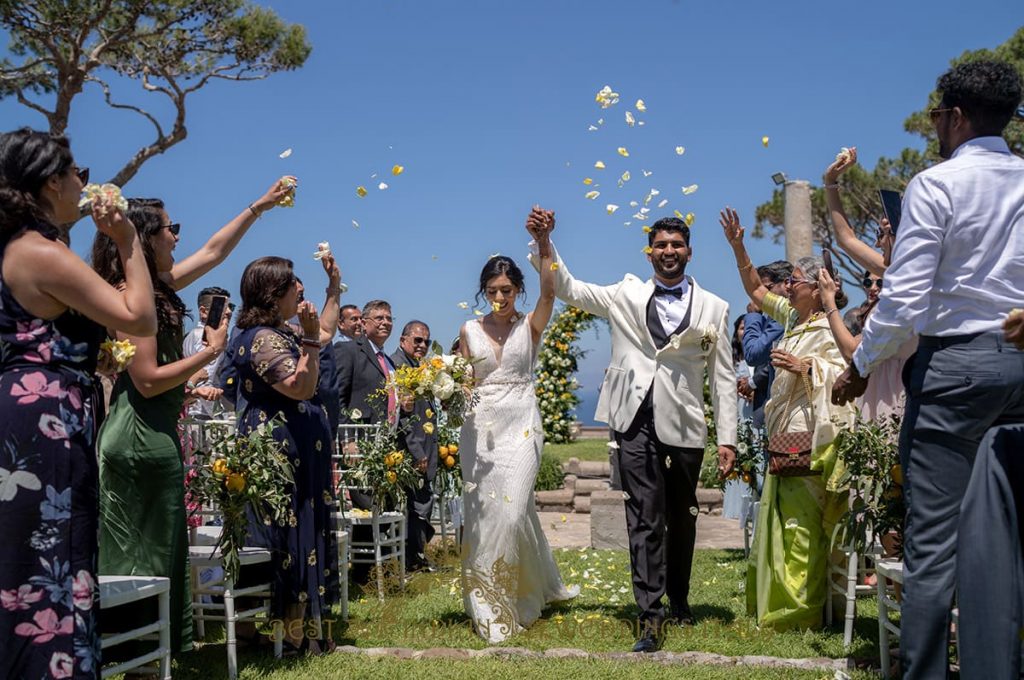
[720,208,857,630]
[92,180,294,653]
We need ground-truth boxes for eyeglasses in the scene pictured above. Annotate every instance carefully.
[367,315,393,324]
[408,337,430,346]
[787,276,814,287]
[929,107,953,121]
[862,277,883,290]
[74,166,90,184]
[164,223,181,236]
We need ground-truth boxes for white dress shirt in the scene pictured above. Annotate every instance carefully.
[854,137,1024,376]
[653,277,691,336]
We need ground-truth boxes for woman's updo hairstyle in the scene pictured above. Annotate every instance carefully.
[0,128,73,241]
[475,255,526,307]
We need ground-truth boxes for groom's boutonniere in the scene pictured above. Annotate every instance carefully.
[700,325,719,352]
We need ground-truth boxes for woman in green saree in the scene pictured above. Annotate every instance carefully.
[720,208,857,630]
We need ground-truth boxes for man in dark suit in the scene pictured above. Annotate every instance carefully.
[333,300,397,512]
[391,320,438,573]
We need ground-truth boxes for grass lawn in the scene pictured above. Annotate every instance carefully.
[544,439,611,464]
[155,547,892,679]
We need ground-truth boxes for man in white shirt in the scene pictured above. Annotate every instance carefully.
[833,60,1024,680]
[182,286,232,417]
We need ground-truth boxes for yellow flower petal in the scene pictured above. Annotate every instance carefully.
[674,210,684,219]
[762,135,770,147]
[550,263,560,271]
[682,184,698,195]
[642,226,652,233]
[643,246,653,254]
[675,146,685,155]
[635,99,646,112]
[458,301,469,309]
[583,177,593,185]
[617,147,629,157]
[594,85,620,109]
[620,171,630,183]
[392,164,404,176]
[423,422,434,434]
[492,301,501,312]
[473,309,484,316]
[524,430,530,438]
[356,186,367,197]
[594,161,606,170]
[685,212,695,227]
[584,190,600,200]
[606,204,619,215]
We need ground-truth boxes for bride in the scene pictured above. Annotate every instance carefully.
[457,208,578,643]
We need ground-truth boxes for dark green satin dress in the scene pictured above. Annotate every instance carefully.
[97,323,192,653]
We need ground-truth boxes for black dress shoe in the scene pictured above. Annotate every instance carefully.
[631,629,661,653]
[407,558,436,574]
[669,607,695,626]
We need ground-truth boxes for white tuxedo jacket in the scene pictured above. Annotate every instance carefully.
[530,244,737,449]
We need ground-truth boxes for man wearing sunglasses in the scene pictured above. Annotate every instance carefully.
[392,321,438,573]
[832,60,1024,680]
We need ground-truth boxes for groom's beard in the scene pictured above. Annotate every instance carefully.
[652,256,685,282]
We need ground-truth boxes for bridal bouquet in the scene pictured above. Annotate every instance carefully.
[384,344,477,427]
[186,417,294,583]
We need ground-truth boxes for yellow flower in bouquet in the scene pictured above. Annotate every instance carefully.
[386,471,398,484]
[212,459,228,475]
[99,338,137,372]
[225,473,247,493]
[79,183,128,214]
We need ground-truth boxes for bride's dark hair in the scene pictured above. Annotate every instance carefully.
[475,255,526,307]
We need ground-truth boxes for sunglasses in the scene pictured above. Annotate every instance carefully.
[787,276,814,287]
[408,337,430,346]
[164,223,181,236]
[862,277,883,290]
[74,166,90,184]
[929,107,953,121]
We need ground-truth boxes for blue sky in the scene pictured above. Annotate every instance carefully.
[3,1,1021,422]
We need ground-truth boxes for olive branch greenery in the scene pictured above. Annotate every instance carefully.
[535,305,597,443]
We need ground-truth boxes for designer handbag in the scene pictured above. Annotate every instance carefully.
[766,374,820,477]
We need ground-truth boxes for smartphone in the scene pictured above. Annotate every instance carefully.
[878,189,903,235]
[821,248,836,280]
[205,295,228,332]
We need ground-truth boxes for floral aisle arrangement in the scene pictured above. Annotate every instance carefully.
[830,413,905,557]
[186,418,294,582]
[384,343,477,427]
[346,418,421,510]
[435,418,462,496]
[535,305,596,443]
[724,418,762,489]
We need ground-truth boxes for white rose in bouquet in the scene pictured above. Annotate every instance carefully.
[431,372,456,400]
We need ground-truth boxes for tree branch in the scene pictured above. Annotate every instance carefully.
[87,75,165,139]
[15,87,54,121]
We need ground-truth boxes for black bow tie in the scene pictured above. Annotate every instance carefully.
[654,286,682,299]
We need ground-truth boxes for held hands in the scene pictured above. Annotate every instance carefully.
[824,146,857,183]
[526,205,555,242]
[718,207,745,249]
[297,300,320,339]
[770,349,808,375]
[252,176,297,214]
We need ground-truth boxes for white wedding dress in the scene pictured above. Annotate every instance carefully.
[459,314,578,643]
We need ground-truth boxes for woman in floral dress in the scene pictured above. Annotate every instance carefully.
[0,128,156,679]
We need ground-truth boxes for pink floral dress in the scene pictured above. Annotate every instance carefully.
[0,225,103,679]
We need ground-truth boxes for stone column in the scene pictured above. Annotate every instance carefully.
[783,179,814,263]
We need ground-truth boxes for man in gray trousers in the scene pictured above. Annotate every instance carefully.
[833,60,1024,679]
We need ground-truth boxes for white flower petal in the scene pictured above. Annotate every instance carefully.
[585,190,600,200]
[657,199,668,208]
[682,184,699,195]
[279,148,293,159]
[378,182,389,190]
[675,146,686,156]
[606,204,619,214]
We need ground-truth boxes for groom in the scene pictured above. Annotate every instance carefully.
[527,209,737,652]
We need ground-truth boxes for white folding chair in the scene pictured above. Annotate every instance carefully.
[99,575,172,679]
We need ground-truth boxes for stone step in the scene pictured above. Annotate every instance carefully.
[589,489,628,550]
[573,478,609,496]
[563,457,613,478]
[573,495,591,514]
[695,486,723,511]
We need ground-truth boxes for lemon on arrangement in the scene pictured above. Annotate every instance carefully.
[386,471,397,484]
[444,456,456,468]
[439,445,450,457]
[890,464,903,486]
[225,473,246,493]
[212,459,228,475]
[448,443,459,454]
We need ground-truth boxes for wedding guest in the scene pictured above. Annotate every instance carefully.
[832,60,1024,679]
[93,179,294,655]
[0,128,156,680]
[722,316,753,521]
[182,286,232,417]
[742,261,791,428]
[391,320,438,572]
[227,256,339,653]
[722,208,856,630]
[820,148,914,421]
[291,274,343,437]
[336,304,363,342]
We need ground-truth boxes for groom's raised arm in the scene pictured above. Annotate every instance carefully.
[525,239,620,319]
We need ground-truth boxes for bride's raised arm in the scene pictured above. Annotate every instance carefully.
[527,206,557,343]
